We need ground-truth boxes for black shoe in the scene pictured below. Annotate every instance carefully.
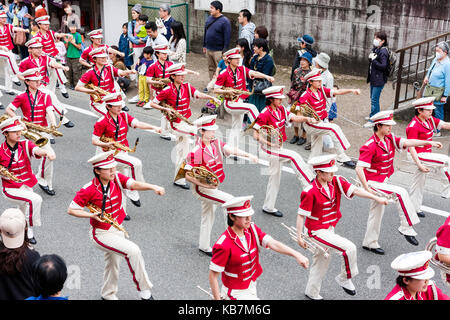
[232,156,238,161]
[13,81,21,87]
[342,287,356,296]
[62,92,69,99]
[142,295,155,300]
[50,138,55,144]
[124,215,131,221]
[122,106,129,112]
[289,136,299,144]
[28,237,37,245]
[160,135,171,141]
[297,137,307,145]
[304,142,311,150]
[0,104,4,110]
[68,85,75,90]
[362,246,385,255]
[417,211,425,218]
[404,235,419,246]
[173,182,190,190]
[64,121,75,128]
[130,199,141,207]
[342,160,356,169]
[39,184,55,196]
[5,90,15,95]
[199,249,213,257]
[262,209,283,217]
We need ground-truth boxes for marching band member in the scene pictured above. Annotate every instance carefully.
[355,110,443,253]
[435,215,450,288]
[92,92,161,209]
[385,250,449,300]
[79,29,125,69]
[33,15,71,99]
[5,68,58,196]
[209,195,309,300]
[0,10,26,94]
[214,47,274,149]
[252,85,316,217]
[67,151,165,300]
[297,154,389,300]
[19,37,73,128]
[149,63,220,189]
[0,116,55,244]
[298,68,359,168]
[75,47,136,116]
[184,115,258,256]
[406,97,450,218]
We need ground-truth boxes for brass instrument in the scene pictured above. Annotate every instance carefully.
[290,102,321,122]
[174,160,187,182]
[281,223,330,258]
[0,164,23,183]
[100,135,139,155]
[0,114,48,147]
[0,114,63,138]
[244,121,283,148]
[186,165,219,188]
[218,86,253,101]
[86,202,129,238]
[152,77,171,90]
[160,102,193,125]
[426,237,450,273]
[85,83,110,103]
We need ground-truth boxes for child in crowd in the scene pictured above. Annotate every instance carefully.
[30,21,39,37]
[135,14,149,44]
[55,37,67,65]
[119,23,133,69]
[135,46,154,107]
[65,24,83,89]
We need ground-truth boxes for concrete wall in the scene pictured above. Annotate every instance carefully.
[187,0,450,76]
[102,0,129,46]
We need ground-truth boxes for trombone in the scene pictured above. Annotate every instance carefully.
[281,223,330,258]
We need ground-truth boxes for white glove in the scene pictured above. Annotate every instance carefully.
[155,18,167,35]
[369,53,377,61]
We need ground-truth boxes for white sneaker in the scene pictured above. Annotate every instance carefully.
[434,132,441,137]
[305,293,323,300]
[143,102,152,110]
[441,189,450,199]
[364,116,370,121]
[129,95,139,103]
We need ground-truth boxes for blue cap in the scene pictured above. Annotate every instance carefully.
[300,52,313,65]
[297,34,314,45]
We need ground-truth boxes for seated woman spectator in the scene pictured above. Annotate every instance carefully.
[110,45,131,92]
[168,21,187,64]
[26,254,68,300]
[0,208,40,300]
[248,38,274,113]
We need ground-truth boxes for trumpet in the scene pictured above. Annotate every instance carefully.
[425,237,450,273]
[0,164,23,183]
[85,83,110,103]
[100,135,139,155]
[160,102,193,125]
[86,202,129,238]
[152,77,171,89]
[217,86,253,101]
[281,223,330,258]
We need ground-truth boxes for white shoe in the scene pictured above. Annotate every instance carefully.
[305,293,323,300]
[143,102,152,110]
[434,132,441,137]
[129,95,139,103]
[364,116,370,121]
[139,290,152,300]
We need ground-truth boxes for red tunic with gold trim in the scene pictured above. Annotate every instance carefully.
[210,223,272,290]
[298,175,355,232]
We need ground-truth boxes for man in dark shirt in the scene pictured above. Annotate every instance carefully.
[203,1,231,82]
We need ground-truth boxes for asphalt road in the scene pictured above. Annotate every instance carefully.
[0,84,448,302]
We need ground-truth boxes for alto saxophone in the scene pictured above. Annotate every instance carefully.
[219,86,253,101]
[0,114,48,147]
[85,83,111,103]
[0,113,63,137]
[152,77,171,89]
[160,102,193,125]
[100,135,139,155]
[0,164,23,183]
[86,202,129,238]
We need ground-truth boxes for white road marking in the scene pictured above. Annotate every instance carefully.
[420,205,450,217]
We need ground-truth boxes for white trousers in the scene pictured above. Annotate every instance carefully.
[408,152,450,211]
[90,227,153,300]
[36,133,55,189]
[259,144,314,212]
[40,86,70,124]
[48,68,68,91]
[362,179,420,249]
[2,185,42,227]
[304,226,358,298]
[192,185,234,251]
[221,281,259,300]
[169,121,196,184]
[304,121,351,162]
[0,50,19,91]
[224,99,259,149]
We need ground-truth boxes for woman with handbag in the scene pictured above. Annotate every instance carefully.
[248,38,274,112]
[422,41,450,134]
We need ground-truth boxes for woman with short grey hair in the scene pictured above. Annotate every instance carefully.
[159,3,175,42]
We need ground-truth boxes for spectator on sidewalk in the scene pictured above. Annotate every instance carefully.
[26,254,68,300]
[110,45,131,93]
[7,0,30,60]
[203,1,231,88]
[145,21,168,61]
[365,31,389,125]
[254,25,268,41]
[168,21,187,64]
[423,41,450,130]
[238,9,255,48]
[236,38,252,68]
[0,208,40,300]
[127,3,145,67]
[59,2,80,34]
[135,46,154,107]
[65,24,82,90]
[291,34,317,81]
[159,4,175,42]
[118,23,133,69]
